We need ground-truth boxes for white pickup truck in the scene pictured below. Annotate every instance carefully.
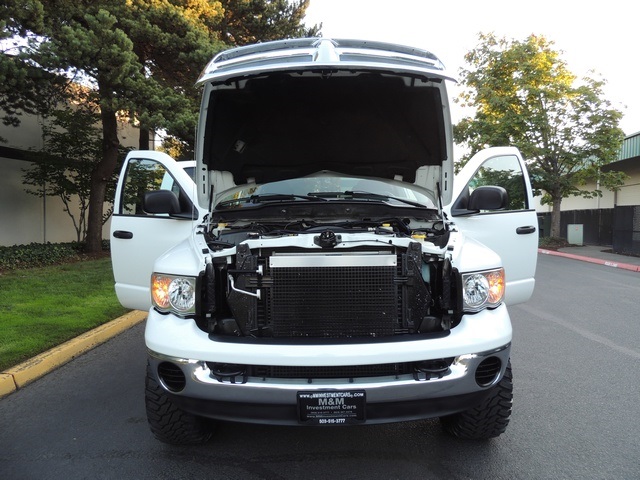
[110,38,537,444]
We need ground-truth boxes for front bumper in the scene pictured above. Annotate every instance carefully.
[146,305,512,425]
[148,344,510,425]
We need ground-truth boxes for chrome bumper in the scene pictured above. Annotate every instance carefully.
[147,344,511,425]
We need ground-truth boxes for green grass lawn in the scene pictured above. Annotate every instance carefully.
[0,257,129,371]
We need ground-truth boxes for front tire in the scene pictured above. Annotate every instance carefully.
[145,362,214,444]
[441,360,513,440]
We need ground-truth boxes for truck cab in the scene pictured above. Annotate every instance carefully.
[111,38,537,444]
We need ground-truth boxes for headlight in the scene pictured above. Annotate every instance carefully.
[462,268,505,312]
[151,273,196,315]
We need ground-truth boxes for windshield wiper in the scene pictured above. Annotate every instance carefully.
[217,193,326,208]
[308,191,428,208]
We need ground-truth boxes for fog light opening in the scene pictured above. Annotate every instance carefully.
[475,357,502,387]
[157,362,186,392]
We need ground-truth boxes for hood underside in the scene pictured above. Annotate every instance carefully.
[196,39,454,208]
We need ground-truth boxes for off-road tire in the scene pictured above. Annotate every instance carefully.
[145,362,214,444]
[440,360,513,440]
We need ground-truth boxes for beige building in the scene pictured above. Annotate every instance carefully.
[534,131,640,252]
[0,111,141,247]
[534,133,640,213]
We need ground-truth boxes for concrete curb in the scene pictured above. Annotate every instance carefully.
[538,249,640,272]
[0,310,147,399]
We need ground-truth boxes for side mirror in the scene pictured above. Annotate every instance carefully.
[143,190,180,214]
[468,186,508,211]
[452,185,508,216]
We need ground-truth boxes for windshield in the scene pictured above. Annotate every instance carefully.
[216,175,436,209]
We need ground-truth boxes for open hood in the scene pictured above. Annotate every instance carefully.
[195,38,456,210]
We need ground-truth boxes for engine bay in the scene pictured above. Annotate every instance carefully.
[195,215,461,340]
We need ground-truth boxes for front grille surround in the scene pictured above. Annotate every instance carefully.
[223,245,449,339]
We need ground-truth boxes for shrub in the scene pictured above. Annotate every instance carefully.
[0,242,82,271]
[538,237,571,250]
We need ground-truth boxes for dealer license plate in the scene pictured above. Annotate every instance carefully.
[297,390,366,425]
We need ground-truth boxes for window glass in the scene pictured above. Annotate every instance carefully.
[217,175,436,208]
[120,159,175,215]
[468,155,527,211]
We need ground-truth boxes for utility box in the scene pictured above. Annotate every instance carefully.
[567,224,584,245]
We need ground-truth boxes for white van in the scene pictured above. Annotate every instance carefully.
[111,38,537,444]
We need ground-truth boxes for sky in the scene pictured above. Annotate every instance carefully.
[303,0,640,136]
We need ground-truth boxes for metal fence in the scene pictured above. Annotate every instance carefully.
[538,209,614,246]
[538,206,640,255]
[612,206,640,255]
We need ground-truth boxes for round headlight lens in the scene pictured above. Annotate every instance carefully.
[463,273,490,309]
[168,277,196,312]
[462,268,505,312]
[152,274,196,315]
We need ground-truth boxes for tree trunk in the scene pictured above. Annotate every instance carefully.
[139,127,150,150]
[550,195,563,239]
[85,106,120,253]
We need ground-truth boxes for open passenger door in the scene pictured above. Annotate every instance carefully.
[446,147,538,305]
[110,151,201,310]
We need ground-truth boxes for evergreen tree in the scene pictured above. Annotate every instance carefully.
[0,1,64,141]
[3,0,316,251]
[218,0,320,45]
[4,0,225,251]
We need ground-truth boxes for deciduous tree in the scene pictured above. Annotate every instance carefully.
[455,33,625,238]
[22,100,119,243]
